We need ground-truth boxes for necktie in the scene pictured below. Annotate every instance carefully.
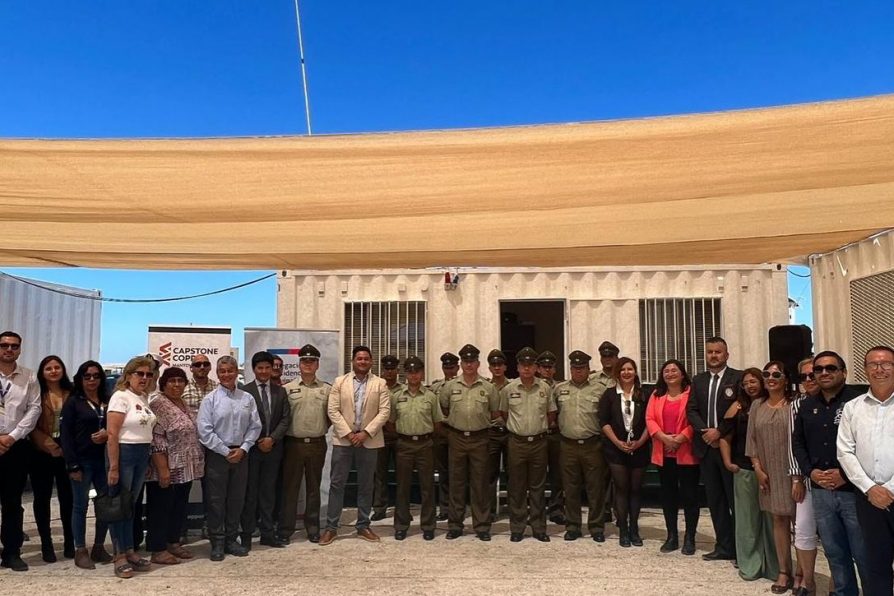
[260,384,271,435]
[708,374,719,427]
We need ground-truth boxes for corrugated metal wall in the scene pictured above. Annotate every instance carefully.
[0,274,102,372]
[811,230,894,377]
[278,266,789,377]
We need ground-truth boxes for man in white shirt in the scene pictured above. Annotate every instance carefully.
[837,345,894,596]
[0,331,41,572]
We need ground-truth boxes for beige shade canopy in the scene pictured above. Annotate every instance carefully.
[1,94,892,270]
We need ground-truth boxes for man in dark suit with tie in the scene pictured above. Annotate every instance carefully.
[686,336,741,561]
[240,351,291,549]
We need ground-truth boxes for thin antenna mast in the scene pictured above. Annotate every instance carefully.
[292,0,313,135]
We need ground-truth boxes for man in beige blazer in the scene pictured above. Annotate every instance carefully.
[319,346,391,546]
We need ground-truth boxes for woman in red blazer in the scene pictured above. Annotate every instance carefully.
[645,359,699,555]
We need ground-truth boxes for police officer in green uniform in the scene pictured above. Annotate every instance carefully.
[438,344,500,541]
[486,349,510,521]
[389,356,444,541]
[537,350,565,524]
[554,350,610,541]
[589,341,619,524]
[371,354,403,521]
[279,344,332,543]
[429,352,459,521]
[500,347,557,542]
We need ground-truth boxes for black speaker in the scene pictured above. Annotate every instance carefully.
[768,325,813,377]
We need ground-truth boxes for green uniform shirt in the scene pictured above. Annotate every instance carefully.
[553,378,605,440]
[499,379,556,436]
[390,386,443,435]
[439,376,499,431]
[283,377,332,438]
[387,382,405,397]
[587,370,616,398]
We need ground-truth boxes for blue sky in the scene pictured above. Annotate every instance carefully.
[1,1,890,361]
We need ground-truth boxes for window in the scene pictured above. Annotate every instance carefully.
[639,298,722,383]
[343,301,426,374]
[850,270,894,383]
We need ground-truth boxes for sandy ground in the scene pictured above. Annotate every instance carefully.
[2,497,833,596]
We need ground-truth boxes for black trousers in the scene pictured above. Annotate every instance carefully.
[241,444,282,540]
[0,440,29,561]
[855,490,894,596]
[700,447,735,555]
[658,458,700,535]
[204,449,249,543]
[146,481,192,552]
[29,447,74,550]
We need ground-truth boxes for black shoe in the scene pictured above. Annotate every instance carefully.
[681,536,696,556]
[63,544,75,559]
[240,534,253,551]
[370,510,387,521]
[549,513,567,525]
[660,533,679,553]
[533,532,550,543]
[445,530,462,540]
[210,542,225,562]
[629,526,643,547]
[564,530,581,541]
[278,534,293,545]
[476,532,491,542]
[306,534,319,544]
[394,530,407,541]
[423,531,435,541]
[619,530,631,548]
[259,536,286,548]
[224,542,249,557]
[436,512,449,521]
[592,531,605,543]
[702,550,735,561]
[602,510,614,524]
[1,556,28,572]
[510,533,524,542]
[41,543,57,563]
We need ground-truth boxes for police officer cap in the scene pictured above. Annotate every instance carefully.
[598,341,620,357]
[516,347,539,365]
[381,354,400,369]
[487,349,506,365]
[568,350,592,367]
[459,344,480,361]
[440,352,459,366]
[404,355,424,371]
[298,344,321,359]
[536,350,557,366]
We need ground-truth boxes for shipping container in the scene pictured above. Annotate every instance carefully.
[0,273,102,372]
[811,230,894,383]
[278,265,789,382]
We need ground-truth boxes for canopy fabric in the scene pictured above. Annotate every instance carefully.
[1,95,893,270]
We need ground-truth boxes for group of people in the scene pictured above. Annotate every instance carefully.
[1,329,893,595]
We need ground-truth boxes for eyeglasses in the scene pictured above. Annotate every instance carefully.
[191,361,211,368]
[82,373,103,381]
[762,371,784,380]
[866,361,894,372]
[0,343,21,351]
[813,364,841,375]
[132,371,154,378]
[798,373,815,382]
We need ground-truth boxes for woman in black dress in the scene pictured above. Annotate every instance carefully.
[598,357,651,547]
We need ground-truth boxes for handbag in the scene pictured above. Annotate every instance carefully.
[93,487,132,523]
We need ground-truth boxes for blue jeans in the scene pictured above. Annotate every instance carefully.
[70,458,109,549]
[812,488,869,596]
[107,443,150,554]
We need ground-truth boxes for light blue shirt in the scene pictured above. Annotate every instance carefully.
[197,384,262,457]
[353,375,368,432]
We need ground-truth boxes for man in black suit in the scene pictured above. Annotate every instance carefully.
[240,351,291,549]
[686,336,741,561]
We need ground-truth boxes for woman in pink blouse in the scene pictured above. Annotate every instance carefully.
[645,359,699,555]
[145,366,204,565]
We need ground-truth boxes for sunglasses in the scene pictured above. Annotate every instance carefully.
[624,400,632,415]
[82,373,103,381]
[191,361,211,368]
[798,373,815,382]
[762,371,784,380]
[0,343,21,350]
[813,364,841,375]
[132,371,154,378]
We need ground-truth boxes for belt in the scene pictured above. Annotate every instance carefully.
[561,434,601,445]
[509,432,548,442]
[546,428,559,435]
[398,433,432,442]
[448,426,488,437]
[287,435,326,443]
